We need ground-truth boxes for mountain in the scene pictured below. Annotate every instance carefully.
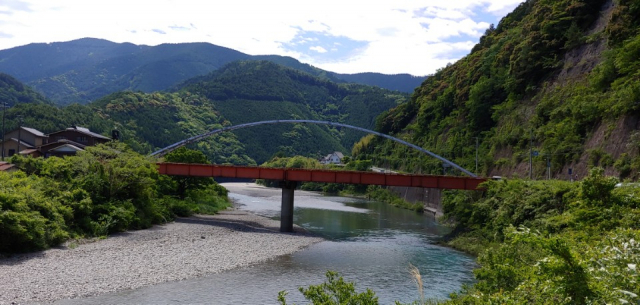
[354,0,640,179]
[251,55,425,93]
[2,59,407,165]
[0,38,249,104]
[0,73,52,107]
[0,38,424,105]
[177,60,408,163]
[333,73,425,93]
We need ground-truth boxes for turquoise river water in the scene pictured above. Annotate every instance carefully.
[57,183,475,304]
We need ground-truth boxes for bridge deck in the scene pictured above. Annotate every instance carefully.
[158,163,487,190]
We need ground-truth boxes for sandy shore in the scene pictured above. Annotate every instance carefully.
[0,210,323,305]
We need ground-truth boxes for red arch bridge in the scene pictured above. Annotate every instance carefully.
[152,120,488,232]
[158,162,487,232]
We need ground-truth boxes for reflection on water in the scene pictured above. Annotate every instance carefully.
[230,192,369,217]
[57,183,475,305]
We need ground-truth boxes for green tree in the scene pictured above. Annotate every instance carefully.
[278,271,378,305]
[72,142,162,231]
[160,147,215,199]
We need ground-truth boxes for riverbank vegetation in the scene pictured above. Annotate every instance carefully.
[285,168,640,304]
[0,144,229,254]
[434,167,640,304]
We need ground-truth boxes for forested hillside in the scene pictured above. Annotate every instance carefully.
[0,73,108,133]
[178,60,407,163]
[0,74,254,164]
[90,91,254,164]
[0,73,52,106]
[251,55,425,93]
[0,38,423,105]
[354,0,640,179]
[2,60,406,165]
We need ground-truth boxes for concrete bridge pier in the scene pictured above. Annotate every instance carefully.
[279,181,297,232]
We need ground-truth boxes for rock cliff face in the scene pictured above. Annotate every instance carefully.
[355,0,640,180]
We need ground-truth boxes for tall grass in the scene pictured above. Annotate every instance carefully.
[410,264,424,304]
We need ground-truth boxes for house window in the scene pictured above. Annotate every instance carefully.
[8,149,15,156]
[77,136,87,143]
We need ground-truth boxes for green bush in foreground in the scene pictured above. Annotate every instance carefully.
[278,271,378,305]
[440,168,640,303]
[1,143,229,253]
[447,227,640,304]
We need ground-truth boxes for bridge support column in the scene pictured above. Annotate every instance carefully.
[279,181,297,232]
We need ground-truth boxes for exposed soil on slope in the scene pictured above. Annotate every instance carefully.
[570,115,640,177]
[502,0,621,180]
[554,0,614,85]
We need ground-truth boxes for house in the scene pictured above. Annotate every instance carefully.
[1,125,111,159]
[0,161,16,172]
[0,126,48,158]
[320,151,345,165]
[47,126,111,147]
[39,139,87,158]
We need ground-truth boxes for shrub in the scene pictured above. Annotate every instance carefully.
[0,172,70,252]
[2,143,230,253]
[278,271,378,305]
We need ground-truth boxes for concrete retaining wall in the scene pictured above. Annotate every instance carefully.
[387,186,443,217]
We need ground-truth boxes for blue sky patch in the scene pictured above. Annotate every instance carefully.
[282,29,369,63]
[476,10,505,29]
[2,0,32,13]
[169,25,191,31]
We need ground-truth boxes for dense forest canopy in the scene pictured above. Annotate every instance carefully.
[0,73,52,107]
[177,60,407,163]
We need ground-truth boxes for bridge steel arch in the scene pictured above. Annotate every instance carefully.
[150,119,477,177]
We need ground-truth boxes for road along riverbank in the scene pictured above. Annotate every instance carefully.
[0,210,322,304]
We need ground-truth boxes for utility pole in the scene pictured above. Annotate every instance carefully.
[1,102,8,161]
[529,129,533,180]
[474,137,479,175]
[17,115,22,156]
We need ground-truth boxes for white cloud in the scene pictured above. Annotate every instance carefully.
[0,0,524,75]
[309,46,328,54]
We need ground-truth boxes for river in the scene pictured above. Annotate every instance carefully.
[58,183,475,304]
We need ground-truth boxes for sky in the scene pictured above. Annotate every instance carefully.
[0,0,524,76]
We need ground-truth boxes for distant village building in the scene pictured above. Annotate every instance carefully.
[47,126,111,147]
[1,127,48,158]
[0,125,111,162]
[320,151,345,165]
[39,139,87,158]
[0,161,16,172]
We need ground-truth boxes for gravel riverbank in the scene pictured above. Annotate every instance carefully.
[0,210,323,304]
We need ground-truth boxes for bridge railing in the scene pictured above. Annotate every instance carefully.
[157,163,487,191]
